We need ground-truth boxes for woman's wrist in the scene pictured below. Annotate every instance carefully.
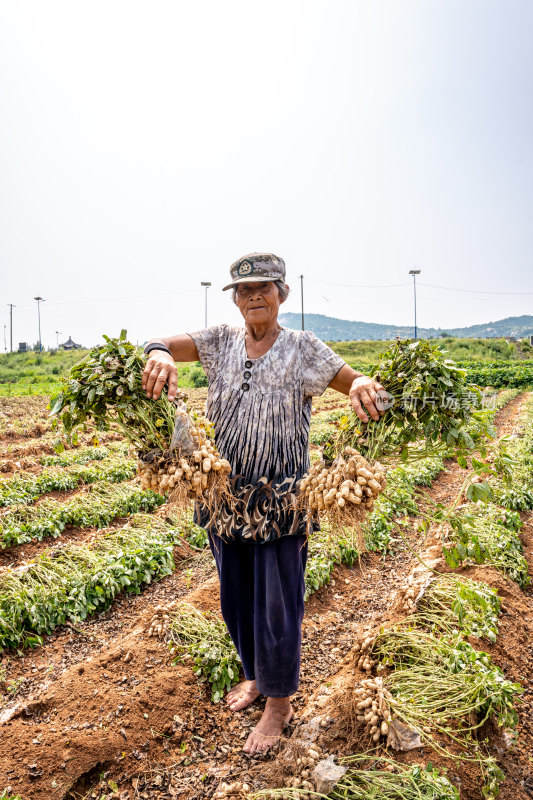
[144,342,173,358]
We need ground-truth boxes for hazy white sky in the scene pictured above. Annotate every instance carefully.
[1,0,532,349]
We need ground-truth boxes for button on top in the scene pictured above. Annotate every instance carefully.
[243,370,251,379]
[241,382,250,391]
[245,360,253,369]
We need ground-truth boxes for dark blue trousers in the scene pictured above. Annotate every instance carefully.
[208,532,308,698]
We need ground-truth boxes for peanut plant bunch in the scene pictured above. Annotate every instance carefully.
[375,628,520,741]
[50,331,231,511]
[326,339,490,464]
[167,602,241,703]
[444,504,530,588]
[49,330,178,452]
[399,574,501,642]
[250,757,460,800]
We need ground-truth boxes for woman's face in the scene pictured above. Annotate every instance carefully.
[235,282,286,326]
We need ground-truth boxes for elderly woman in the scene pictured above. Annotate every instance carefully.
[142,253,384,754]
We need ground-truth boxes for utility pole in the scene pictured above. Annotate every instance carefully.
[55,331,62,349]
[408,270,421,339]
[299,275,304,331]
[200,282,211,328]
[3,325,6,353]
[7,304,15,352]
[34,297,45,352]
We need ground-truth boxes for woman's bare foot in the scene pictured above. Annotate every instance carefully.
[225,679,261,711]
[243,697,293,754]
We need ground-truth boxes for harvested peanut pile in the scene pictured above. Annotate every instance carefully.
[352,627,379,674]
[138,436,231,502]
[299,447,386,524]
[352,676,392,742]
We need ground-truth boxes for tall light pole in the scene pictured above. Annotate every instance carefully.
[299,275,304,331]
[408,270,421,339]
[3,325,6,353]
[7,304,15,352]
[200,282,211,328]
[55,331,62,349]
[34,297,45,352]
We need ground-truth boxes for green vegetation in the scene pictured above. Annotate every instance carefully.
[327,340,488,463]
[0,514,177,651]
[0,459,137,506]
[329,337,523,364]
[416,575,501,642]
[0,345,208,396]
[0,484,165,547]
[253,758,460,799]
[1,335,531,397]
[492,395,533,510]
[444,504,529,587]
[168,603,241,703]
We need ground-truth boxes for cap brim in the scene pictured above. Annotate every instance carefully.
[222,276,277,291]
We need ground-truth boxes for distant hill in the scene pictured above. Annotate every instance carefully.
[278,313,533,341]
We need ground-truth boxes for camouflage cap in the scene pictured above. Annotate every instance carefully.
[222,252,286,291]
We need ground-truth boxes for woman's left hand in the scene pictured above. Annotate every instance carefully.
[349,376,386,423]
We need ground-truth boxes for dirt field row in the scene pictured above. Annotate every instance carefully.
[0,391,531,800]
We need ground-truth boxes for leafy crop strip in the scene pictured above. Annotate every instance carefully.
[39,445,109,466]
[491,394,533,511]
[441,395,533,586]
[0,484,165,548]
[0,459,138,507]
[0,514,179,651]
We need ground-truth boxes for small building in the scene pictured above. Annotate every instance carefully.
[60,336,82,350]
[18,342,29,352]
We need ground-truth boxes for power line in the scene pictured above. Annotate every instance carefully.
[306,277,533,296]
[6,288,200,309]
[308,279,410,289]
[419,282,533,296]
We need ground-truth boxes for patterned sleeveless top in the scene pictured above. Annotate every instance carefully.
[188,325,345,543]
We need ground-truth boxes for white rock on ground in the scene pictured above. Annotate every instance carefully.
[311,756,347,794]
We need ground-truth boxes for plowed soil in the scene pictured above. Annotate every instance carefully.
[0,391,531,800]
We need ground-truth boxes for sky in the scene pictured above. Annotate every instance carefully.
[1,0,532,350]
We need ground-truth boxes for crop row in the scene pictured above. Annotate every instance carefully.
[491,395,533,511]
[0,484,165,547]
[0,514,179,651]
[0,459,138,507]
[39,443,129,466]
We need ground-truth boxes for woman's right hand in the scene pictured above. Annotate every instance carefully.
[142,350,178,401]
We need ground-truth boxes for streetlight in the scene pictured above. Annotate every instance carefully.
[298,275,305,331]
[55,331,62,349]
[408,270,421,339]
[34,297,45,352]
[200,282,211,328]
